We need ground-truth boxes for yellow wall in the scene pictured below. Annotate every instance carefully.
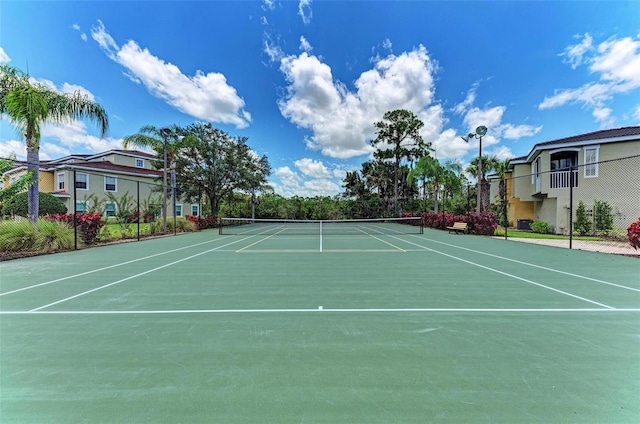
[39,171,55,192]
[506,172,534,226]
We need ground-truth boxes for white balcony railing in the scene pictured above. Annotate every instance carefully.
[550,170,578,189]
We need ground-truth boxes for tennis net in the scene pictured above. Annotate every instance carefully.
[218,217,424,235]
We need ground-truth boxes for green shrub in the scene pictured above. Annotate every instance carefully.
[158,217,198,233]
[530,221,551,234]
[0,219,77,252]
[593,200,614,235]
[574,201,592,236]
[3,192,67,217]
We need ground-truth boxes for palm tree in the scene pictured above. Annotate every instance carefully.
[122,124,189,233]
[466,154,499,212]
[407,155,442,213]
[493,158,511,226]
[0,64,109,222]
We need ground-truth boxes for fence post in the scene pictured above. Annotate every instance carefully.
[73,170,78,251]
[569,165,574,249]
[137,181,140,241]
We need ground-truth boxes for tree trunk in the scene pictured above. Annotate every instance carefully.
[481,178,490,212]
[433,179,439,213]
[26,147,39,223]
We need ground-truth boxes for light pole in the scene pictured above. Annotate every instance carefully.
[461,125,487,214]
[159,128,171,234]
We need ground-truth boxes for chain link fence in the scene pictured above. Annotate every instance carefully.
[496,155,640,256]
[0,167,210,259]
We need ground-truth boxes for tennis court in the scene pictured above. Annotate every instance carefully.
[1,221,639,423]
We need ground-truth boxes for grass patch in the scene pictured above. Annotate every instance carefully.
[494,228,604,241]
[0,219,78,252]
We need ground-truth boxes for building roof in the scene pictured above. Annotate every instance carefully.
[49,161,163,177]
[535,126,640,147]
[511,126,640,165]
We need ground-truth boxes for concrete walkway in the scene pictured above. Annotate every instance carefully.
[495,236,640,257]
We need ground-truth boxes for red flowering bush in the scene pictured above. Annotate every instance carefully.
[45,213,105,244]
[425,212,467,230]
[186,215,217,230]
[628,217,640,250]
[466,212,498,235]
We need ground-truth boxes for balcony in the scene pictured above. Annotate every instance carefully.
[550,169,578,189]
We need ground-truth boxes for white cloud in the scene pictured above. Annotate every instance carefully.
[560,33,594,69]
[0,139,26,160]
[382,38,393,52]
[299,36,312,53]
[298,0,313,25]
[277,45,441,159]
[500,123,542,139]
[488,145,515,161]
[71,23,88,41]
[0,47,11,64]
[592,106,615,128]
[90,20,251,128]
[263,36,285,63]
[294,158,332,178]
[452,82,479,115]
[261,16,269,25]
[272,162,342,197]
[633,105,640,122]
[262,0,275,11]
[41,121,123,154]
[540,34,640,125]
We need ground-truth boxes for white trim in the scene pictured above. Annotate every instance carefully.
[105,202,116,217]
[135,158,145,168]
[175,203,183,217]
[75,172,89,190]
[584,145,600,178]
[104,175,117,192]
[57,172,65,190]
[191,204,200,216]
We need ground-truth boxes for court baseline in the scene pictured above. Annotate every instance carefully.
[381,233,615,309]
[27,235,257,312]
[407,233,639,292]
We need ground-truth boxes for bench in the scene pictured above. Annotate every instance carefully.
[447,222,468,234]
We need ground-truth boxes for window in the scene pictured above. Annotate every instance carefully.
[75,173,88,190]
[10,176,16,185]
[175,204,183,217]
[135,158,144,168]
[76,202,85,212]
[57,172,65,190]
[191,204,199,216]
[584,146,599,178]
[105,176,117,192]
[105,203,116,217]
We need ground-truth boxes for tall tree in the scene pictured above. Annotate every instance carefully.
[466,154,499,212]
[0,65,109,222]
[122,124,190,232]
[176,122,271,216]
[407,155,444,213]
[371,109,430,215]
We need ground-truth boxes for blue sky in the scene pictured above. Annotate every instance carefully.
[1,1,639,196]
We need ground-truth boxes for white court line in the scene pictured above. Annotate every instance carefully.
[410,233,640,293]
[2,307,639,315]
[384,234,615,309]
[0,236,233,297]
[28,236,256,312]
[356,227,406,252]
[236,229,287,252]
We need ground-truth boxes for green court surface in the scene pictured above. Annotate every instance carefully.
[1,227,639,423]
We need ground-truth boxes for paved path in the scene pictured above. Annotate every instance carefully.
[495,237,640,256]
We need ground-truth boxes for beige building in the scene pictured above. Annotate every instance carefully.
[2,150,201,218]
[490,126,640,234]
